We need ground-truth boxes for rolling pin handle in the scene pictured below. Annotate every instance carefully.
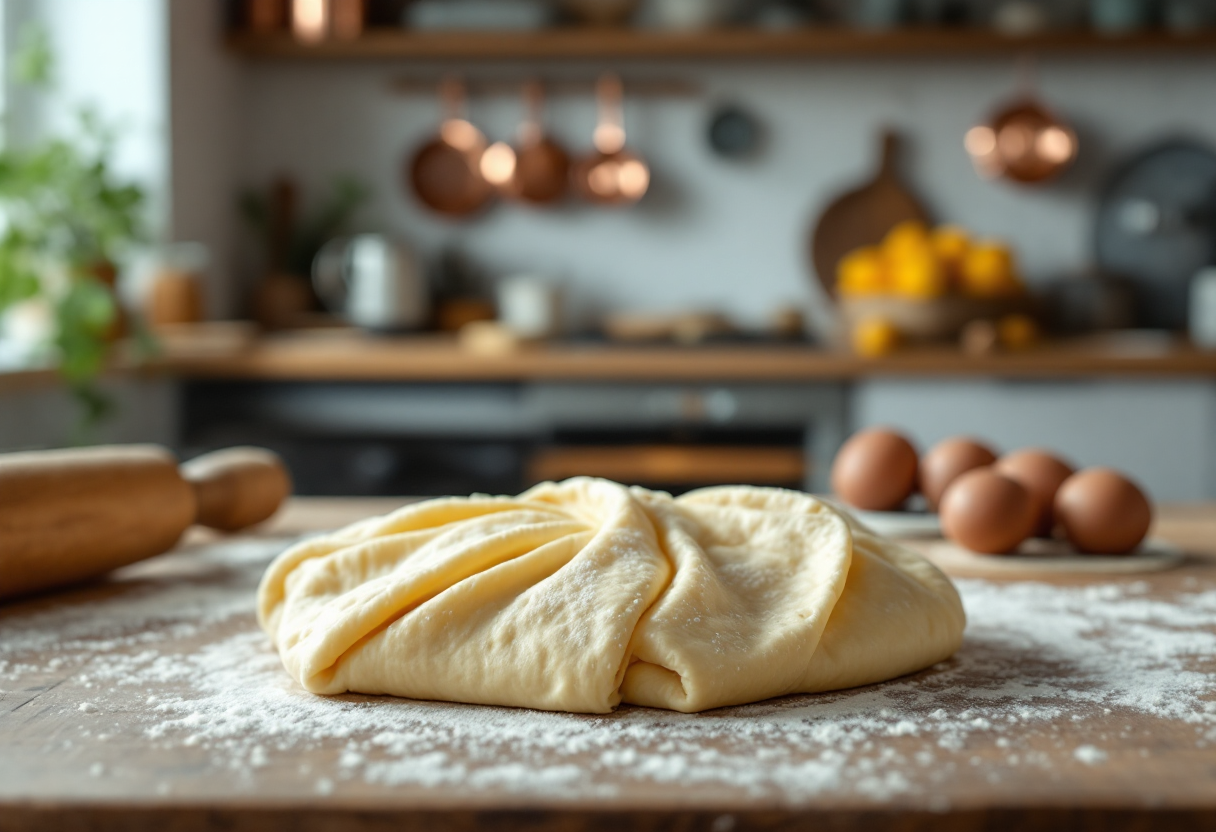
[180,447,292,532]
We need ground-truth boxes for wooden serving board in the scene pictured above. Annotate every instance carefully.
[1,499,1215,832]
[808,130,930,301]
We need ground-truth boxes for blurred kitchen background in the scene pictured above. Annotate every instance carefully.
[2,0,1216,501]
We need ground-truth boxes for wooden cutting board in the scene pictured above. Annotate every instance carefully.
[809,129,931,300]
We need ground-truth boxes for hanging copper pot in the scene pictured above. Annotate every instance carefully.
[480,80,571,206]
[573,74,650,206]
[407,78,494,218]
[965,60,1078,187]
[965,97,1078,185]
[247,0,289,34]
[290,0,364,42]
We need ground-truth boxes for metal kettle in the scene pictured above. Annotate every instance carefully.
[312,234,429,332]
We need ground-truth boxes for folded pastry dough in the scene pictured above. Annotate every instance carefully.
[258,479,965,714]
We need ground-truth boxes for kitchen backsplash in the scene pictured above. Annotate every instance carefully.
[157,3,1216,328]
[220,57,1214,329]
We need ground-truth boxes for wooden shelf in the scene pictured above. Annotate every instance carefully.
[226,27,1216,61]
[7,331,1214,394]
[158,329,1216,383]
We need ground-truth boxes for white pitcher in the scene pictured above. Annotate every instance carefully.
[312,234,429,332]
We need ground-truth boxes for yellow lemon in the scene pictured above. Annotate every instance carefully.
[961,242,1021,297]
[891,253,948,299]
[931,225,970,289]
[882,220,931,262]
[998,314,1039,351]
[837,246,888,297]
[851,316,900,357]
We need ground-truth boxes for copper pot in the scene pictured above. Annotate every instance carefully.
[407,78,494,218]
[290,0,364,42]
[480,81,571,206]
[573,74,650,206]
[247,0,288,33]
[965,96,1078,185]
[559,0,640,27]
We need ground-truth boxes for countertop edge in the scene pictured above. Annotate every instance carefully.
[3,800,1216,831]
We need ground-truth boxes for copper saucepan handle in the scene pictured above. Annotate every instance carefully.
[594,74,626,155]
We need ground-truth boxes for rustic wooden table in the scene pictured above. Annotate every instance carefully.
[2,498,1214,832]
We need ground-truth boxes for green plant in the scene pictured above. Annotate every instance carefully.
[239,176,370,277]
[0,25,149,437]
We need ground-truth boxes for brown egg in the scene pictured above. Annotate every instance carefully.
[1054,468,1152,554]
[994,448,1074,537]
[919,436,998,511]
[939,469,1036,554]
[830,428,919,511]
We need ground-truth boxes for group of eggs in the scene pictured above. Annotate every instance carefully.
[830,428,1153,555]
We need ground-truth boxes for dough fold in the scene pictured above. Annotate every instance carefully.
[258,479,965,714]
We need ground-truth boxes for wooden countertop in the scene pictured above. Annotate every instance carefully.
[2,498,1215,831]
[4,329,1216,393]
[162,329,1216,383]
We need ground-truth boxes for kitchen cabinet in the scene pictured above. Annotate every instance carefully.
[180,380,846,495]
[163,331,1216,499]
[525,382,846,494]
[180,375,1216,501]
[0,377,178,453]
[6,332,1216,499]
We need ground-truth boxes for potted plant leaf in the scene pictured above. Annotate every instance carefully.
[0,26,149,437]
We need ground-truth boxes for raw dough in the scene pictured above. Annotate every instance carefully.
[258,479,965,714]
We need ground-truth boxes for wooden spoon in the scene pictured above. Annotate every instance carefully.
[407,77,494,218]
[572,74,650,206]
[808,130,929,300]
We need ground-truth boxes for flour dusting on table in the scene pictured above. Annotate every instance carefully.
[1,538,1214,805]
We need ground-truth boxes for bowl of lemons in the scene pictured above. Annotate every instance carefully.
[836,221,1039,357]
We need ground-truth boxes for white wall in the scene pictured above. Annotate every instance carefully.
[4,0,169,238]
[209,51,1216,328]
[166,0,242,317]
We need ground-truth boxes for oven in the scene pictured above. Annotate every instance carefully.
[180,381,845,496]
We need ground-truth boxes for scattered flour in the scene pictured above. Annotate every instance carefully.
[1,537,1214,804]
[1073,745,1108,766]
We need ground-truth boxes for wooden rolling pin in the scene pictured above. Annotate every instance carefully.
[0,444,291,601]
